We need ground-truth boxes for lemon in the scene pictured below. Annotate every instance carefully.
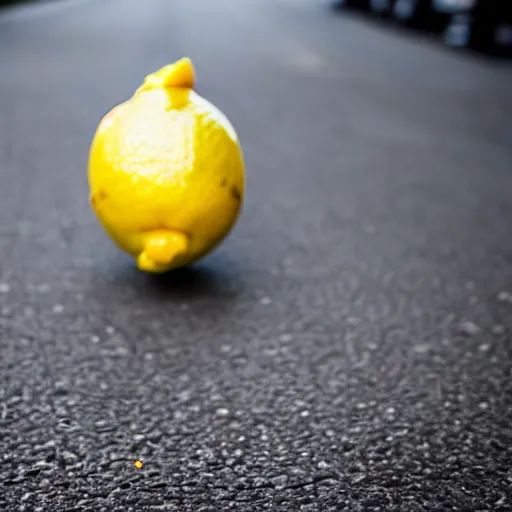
[88,57,245,273]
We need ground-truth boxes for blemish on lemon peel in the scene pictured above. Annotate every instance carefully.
[230,185,242,202]
[87,57,245,273]
[134,460,143,469]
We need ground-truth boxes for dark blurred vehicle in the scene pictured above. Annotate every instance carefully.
[368,0,393,16]
[330,0,370,10]
[371,0,445,29]
[436,0,512,52]
[332,0,512,55]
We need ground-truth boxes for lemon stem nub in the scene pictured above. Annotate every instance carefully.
[137,230,189,272]
[139,58,195,93]
[161,57,195,89]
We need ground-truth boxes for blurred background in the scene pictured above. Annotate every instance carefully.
[332,0,512,56]
[1,0,511,511]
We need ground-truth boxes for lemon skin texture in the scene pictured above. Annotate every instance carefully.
[88,58,245,273]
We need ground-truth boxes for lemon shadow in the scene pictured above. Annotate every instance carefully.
[143,263,233,301]
[96,249,242,303]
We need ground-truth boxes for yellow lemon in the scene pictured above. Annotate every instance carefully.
[88,57,245,273]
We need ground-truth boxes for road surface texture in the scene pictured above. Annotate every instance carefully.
[1,0,512,510]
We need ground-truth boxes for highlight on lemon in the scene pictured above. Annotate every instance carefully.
[88,57,245,273]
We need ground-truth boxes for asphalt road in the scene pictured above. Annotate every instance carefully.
[1,0,512,510]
